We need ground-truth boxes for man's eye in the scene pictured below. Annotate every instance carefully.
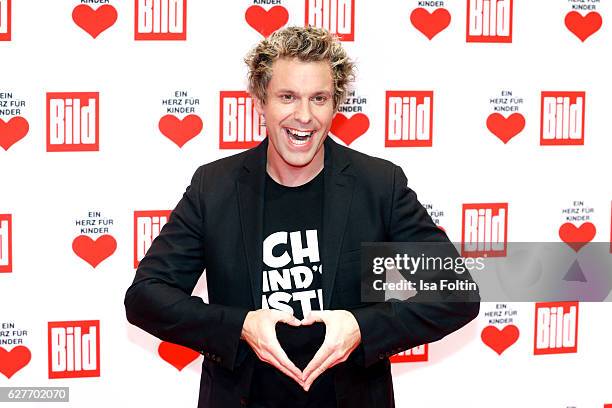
[312,95,328,103]
[280,94,294,101]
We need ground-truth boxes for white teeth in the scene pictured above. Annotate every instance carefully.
[286,128,314,137]
[291,129,313,137]
[285,128,314,145]
[292,138,308,145]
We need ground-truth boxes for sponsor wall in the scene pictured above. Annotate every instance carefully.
[1,0,611,407]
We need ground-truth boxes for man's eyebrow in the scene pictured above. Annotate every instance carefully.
[275,89,332,96]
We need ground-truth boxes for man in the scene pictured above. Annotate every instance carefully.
[125,26,480,408]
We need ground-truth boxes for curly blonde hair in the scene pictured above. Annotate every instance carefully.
[245,26,355,109]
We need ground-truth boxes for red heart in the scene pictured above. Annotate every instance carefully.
[0,346,32,379]
[559,222,596,252]
[564,11,602,42]
[330,113,369,146]
[481,325,519,355]
[486,113,525,144]
[72,234,117,268]
[72,5,118,39]
[410,8,451,40]
[158,114,203,147]
[245,5,289,38]
[0,117,29,151]
[158,341,200,371]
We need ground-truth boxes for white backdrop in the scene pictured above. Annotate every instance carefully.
[1,1,611,407]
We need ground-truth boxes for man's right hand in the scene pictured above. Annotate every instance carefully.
[241,309,304,387]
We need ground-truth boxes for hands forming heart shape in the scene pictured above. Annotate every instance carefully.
[241,309,362,391]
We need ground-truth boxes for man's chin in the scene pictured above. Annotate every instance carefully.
[280,152,316,169]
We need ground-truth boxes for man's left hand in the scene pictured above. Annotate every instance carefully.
[300,310,362,391]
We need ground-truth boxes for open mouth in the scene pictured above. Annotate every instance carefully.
[284,127,315,146]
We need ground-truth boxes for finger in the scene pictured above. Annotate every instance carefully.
[276,311,302,327]
[304,352,338,391]
[301,310,325,325]
[301,341,332,381]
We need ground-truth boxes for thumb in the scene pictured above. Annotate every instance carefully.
[301,311,324,325]
[278,312,302,327]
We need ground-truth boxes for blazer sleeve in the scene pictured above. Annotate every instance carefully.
[349,165,481,368]
[124,165,249,371]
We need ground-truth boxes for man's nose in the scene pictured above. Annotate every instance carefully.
[293,99,313,124]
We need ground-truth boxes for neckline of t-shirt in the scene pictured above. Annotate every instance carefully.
[265,168,324,191]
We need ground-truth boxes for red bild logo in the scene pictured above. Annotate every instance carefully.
[466,0,513,43]
[385,91,433,147]
[461,203,508,257]
[534,302,579,355]
[0,0,11,41]
[134,0,187,40]
[219,91,266,149]
[48,320,100,379]
[305,0,354,41]
[0,214,12,273]
[46,92,99,152]
[540,91,585,146]
[134,210,170,268]
[390,344,428,363]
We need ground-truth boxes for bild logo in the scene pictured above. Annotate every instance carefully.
[540,91,585,146]
[219,91,266,149]
[135,0,186,40]
[305,0,354,41]
[461,203,508,257]
[48,320,100,379]
[0,214,11,273]
[534,302,578,355]
[390,344,428,363]
[0,0,10,41]
[134,210,170,268]
[385,91,433,147]
[466,0,513,43]
[46,92,99,152]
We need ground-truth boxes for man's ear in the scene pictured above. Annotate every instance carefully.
[253,96,264,116]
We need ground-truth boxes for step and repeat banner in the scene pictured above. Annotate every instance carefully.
[1,1,611,407]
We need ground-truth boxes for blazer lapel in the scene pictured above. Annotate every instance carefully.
[321,138,355,309]
[236,139,268,309]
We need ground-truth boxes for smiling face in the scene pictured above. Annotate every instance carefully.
[254,57,335,184]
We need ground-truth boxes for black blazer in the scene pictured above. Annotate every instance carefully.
[125,137,480,408]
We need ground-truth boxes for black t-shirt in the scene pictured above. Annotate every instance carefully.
[249,170,336,408]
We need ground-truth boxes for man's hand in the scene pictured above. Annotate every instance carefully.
[300,310,362,391]
[241,309,304,387]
